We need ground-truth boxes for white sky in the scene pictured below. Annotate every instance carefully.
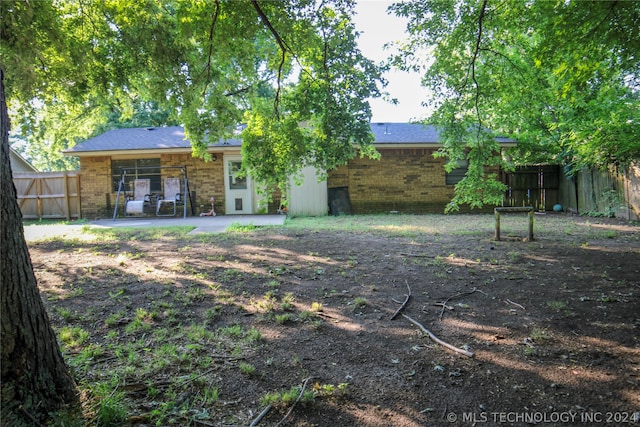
[353,0,431,123]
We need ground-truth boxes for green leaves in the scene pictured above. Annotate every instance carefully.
[3,0,384,192]
[393,0,640,211]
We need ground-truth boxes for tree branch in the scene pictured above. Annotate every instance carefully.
[470,0,488,135]
[251,0,291,118]
[204,0,221,90]
[402,314,474,358]
[390,281,411,320]
[274,377,315,427]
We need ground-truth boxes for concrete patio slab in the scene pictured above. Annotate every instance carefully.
[91,214,287,234]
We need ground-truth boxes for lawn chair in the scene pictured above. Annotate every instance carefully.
[124,179,151,216]
[156,177,182,216]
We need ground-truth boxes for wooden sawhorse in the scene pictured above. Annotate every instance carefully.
[494,207,534,241]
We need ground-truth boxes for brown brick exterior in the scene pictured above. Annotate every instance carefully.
[327,148,498,214]
[77,147,498,218]
[77,156,113,218]
[78,152,226,218]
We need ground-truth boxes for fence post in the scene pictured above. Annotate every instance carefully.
[36,176,42,219]
[63,172,70,220]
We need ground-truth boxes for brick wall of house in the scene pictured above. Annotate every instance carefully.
[78,147,499,218]
[327,148,456,213]
[78,152,227,218]
[78,156,113,218]
[159,153,226,215]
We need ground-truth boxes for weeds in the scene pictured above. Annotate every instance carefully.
[547,300,567,311]
[275,313,294,324]
[239,362,256,377]
[59,326,89,349]
[90,376,127,426]
[352,297,369,309]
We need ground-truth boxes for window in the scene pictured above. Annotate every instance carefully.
[445,159,468,186]
[112,158,161,192]
[228,161,247,190]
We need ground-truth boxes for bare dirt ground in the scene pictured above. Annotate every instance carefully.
[27,214,640,427]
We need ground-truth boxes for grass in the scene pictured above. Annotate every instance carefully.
[91,377,128,426]
[227,222,257,232]
[352,297,369,309]
[24,213,638,246]
[59,326,90,349]
[26,214,638,426]
[23,218,89,226]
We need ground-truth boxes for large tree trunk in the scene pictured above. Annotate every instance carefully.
[0,70,78,424]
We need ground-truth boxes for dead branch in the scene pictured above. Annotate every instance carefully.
[19,406,44,427]
[438,287,485,321]
[249,404,272,426]
[505,299,525,310]
[274,376,314,427]
[402,313,474,358]
[315,311,335,319]
[433,302,454,311]
[192,420,217,427]
[390,281,411,320]
[399,252,437,258]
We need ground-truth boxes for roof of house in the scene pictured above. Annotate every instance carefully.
[64,123,515,155]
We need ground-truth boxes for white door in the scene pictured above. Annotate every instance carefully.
[224,156,253,214]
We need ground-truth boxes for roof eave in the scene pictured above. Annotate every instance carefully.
[372,142,517,149]
[63,145,242,157]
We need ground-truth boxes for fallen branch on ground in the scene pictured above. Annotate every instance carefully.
[274,377,315,427]
[438,287,486,321]
[402,314,474,358]
[390,281,411,320]
[505,299,525,310]
[249,404,272,426]
[19,406,44,427]
[399,252,437,258]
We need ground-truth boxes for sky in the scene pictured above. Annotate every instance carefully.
[353,0,432,123]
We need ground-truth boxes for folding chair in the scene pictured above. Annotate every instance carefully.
[156,177,182,216]
[124,179,151,216]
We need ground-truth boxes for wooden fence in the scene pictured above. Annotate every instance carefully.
[13,172,81,220]
[567,164,639,220]
[503,163,639,220]
[503,165,560,211]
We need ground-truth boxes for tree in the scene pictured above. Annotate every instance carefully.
[1,72,79,426]
[7,0,383,190]
[1,1,80,423]
[390,0,640,211]
[1,1,382,423]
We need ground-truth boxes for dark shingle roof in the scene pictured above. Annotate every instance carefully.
[370,122,440,143]
[65,123,514,154]
[65,126,243,153]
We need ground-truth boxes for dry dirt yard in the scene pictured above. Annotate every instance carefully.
[26,214,639,427]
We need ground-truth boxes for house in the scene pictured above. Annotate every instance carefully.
[10,147,37,172]
[63,123,516,218]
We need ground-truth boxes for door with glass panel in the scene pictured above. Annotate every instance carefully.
[223,156,253,214]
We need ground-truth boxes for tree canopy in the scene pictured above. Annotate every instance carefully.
[1,1,385,423]
[391,0,640,211]
[2,0,384,191]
